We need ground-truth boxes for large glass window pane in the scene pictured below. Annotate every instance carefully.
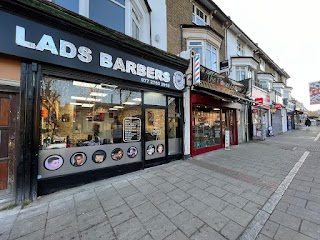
[89,0,125,33]
[168,97,182,155]
[52,0,79,13]
[40,77,141,150]
[144,92,166,106]
[193,105,221,149]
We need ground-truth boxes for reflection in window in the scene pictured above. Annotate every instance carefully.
[132,7,140,40]
[52,0,79,13]
[40,77,141,150]
[193,105,221,149]
[89,0,125,33]
[144,92,166,106]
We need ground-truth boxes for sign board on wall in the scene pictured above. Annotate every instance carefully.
[0,11,185,91]
[225,130,230,150]
[309,81,320,105]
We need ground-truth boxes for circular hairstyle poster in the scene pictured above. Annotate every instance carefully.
[70,152,87,167]
[44,155,64,171]
[92,150,107,163]
[156,144,164,154]
[127,146,138,158]
[146,144,155,155]
[111,148,124,161]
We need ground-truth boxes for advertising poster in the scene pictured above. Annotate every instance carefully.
[309,81,320,105]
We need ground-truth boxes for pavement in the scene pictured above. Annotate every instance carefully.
[1,126,320,240]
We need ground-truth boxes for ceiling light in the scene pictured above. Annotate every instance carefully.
[70,102,82,106]
[90,92,107,97]
[109,108,118,111]
[213,108,220,110]
[82,104,94,107]
[114,106,124,109]
[124,102,136,105]
[132,97,142,102]
[71,96,86,101]
[73,81,97,88]
[86,98,101,102]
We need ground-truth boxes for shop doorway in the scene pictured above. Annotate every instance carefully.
[223,109,238,146]
[145,107,166,161]
[0,92,18,201]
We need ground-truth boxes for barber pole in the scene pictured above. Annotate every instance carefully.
[194,53,200,85]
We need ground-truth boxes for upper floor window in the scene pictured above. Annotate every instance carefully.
[192,5,208,26]
[90,0,126,33]
[260,59,265,72]
[188,41,217,72]
[131,6,141,39]
[236,67,246,81]
[52,0,79,13]
[237,42,244,56]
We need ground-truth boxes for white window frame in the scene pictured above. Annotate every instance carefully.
[192,4,208,26]
[235,67,246,81]
[188,40,218,72]
[259,59,266,72]
[237,41,244,56]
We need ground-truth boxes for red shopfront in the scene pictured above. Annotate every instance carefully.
[191,93,239,156]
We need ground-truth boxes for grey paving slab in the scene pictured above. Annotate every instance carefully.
[132,201,161,223]
[171,210,204,237]
[269,210,301,231]
[124,192,148,209]
[222,192,249,208]
[106,204,134,228]
[45,212,75,236]
[220,220,245,240]
[190,225,226,240]
[243,201,261,215]
[164,230,189,240]
[13,229,44,240]
[146,190,170,206]
[201,194,229,212]
[77,207,107,232]
[157,199,185,218]
[274,225,314,240]
[167,188,190,203]
[100,195,126,212]
[75,197,101,216]
[197,207,230,232]
[44,226,79,240]
[221,204,253,227]
[80,221,115,240]
[156,182,177,193]
[260,220,280,239]
[300,220,320,239]
[9,213,46,240]
[113,217,148,240]
[143,214,177,240]
[180,197,208,215]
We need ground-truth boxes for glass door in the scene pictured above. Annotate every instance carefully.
[145,108,166,160]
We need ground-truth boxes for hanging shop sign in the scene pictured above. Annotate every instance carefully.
[0,11,185,91]
[198,67,247,98]
[255,98,263,105]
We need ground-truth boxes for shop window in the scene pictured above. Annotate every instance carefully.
[188,41,218,71]
[193,105,221,149]
[192,4,208,26]
[168,97,182,155]
[144,92,166,106]
[40,76,142,150]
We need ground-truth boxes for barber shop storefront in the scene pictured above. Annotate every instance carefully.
[191,67,248,156]
[0,4,187,200]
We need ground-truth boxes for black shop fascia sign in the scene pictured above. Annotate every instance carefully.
[0,10,185,91]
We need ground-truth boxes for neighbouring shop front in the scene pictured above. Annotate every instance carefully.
[190,67,248,156]
[0,3,187,199]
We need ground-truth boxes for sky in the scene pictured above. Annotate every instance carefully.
[213,0,320,111]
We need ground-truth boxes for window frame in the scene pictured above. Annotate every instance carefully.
[192,4,208,26]
[188,40,218,72]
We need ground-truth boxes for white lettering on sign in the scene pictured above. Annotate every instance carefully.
[14,26,185,90]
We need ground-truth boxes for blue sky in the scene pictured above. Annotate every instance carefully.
[213,0,320,111]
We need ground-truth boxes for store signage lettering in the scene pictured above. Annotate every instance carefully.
[0,10,185,91]
[16,26,171,84]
